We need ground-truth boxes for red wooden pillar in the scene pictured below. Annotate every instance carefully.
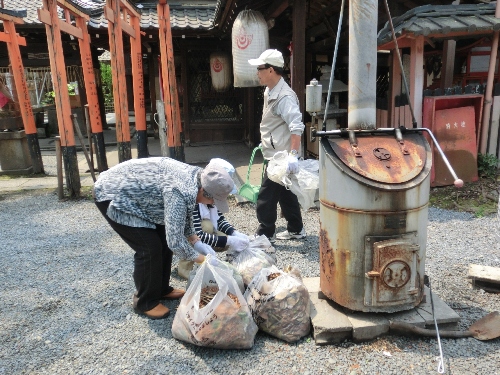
[158,0,184,161]
[105,0,131,162]
[40,0,80,196]
[0,12,44,173]
[129,7,148,158]
[76,15,108,171]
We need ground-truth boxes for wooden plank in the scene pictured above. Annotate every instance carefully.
[120,19,135,39]
[38,9,83,39]
[57,0,90,20]
[409,35,424,128]
[389,51,402,127]
[0,32,26,46]
[441,40,456,89]
[119,0,140,18]
[0,13,24,24]
[488,95,500,156]
[415,286,460,326]
[468,264,500,284]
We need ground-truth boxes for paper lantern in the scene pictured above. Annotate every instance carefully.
[232,10,269,87]
[210,52,232,92]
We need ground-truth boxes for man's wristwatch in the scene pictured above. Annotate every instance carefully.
[290,149,299,157]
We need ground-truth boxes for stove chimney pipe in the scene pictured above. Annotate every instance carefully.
[348,0,378,130]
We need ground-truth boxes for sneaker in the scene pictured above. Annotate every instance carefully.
[276,228,306,240]
[253,233,276,244]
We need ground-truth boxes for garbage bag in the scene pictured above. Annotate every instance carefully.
[187,259,245,294]
[172,255,258,349]
[226,235,276,286]
[266,151,319,210]
[245,265,311,343]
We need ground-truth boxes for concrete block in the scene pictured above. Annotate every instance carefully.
[309,292,352,345]
[387,306,426,327]
[303,277,320,294]
[415,286,460,327]
[0,130,33,173]
[346,312,390,342]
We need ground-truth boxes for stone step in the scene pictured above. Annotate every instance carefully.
[303,277,460,345]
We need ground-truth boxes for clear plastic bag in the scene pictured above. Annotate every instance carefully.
[172,256,258,349]
[244,265,311,343]
[266,150,290,186]
[266,151,319,210]
[226,235,277,286]
[186,259,245,294]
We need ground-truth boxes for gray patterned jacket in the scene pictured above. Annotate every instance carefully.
[93,157,201,261]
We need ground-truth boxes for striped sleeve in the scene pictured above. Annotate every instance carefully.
[193,205,229,248]
[217,210,235,235]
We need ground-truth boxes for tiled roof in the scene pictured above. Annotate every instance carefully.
[88,4,215,30]
[1,0,216,30]
[378,3,500,46]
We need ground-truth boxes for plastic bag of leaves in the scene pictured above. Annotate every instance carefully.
[186,259,245,294]
[172,255,258,349]
[244,265,311,343]
[226,235,277,286]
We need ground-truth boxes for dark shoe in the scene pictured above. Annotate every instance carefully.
[162,288,185,300]
[134,304,170,320]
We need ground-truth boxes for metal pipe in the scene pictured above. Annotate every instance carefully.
[480,0,500,154]
[348,0,377,130]
[314,126,464,187]
[323,0,345,129]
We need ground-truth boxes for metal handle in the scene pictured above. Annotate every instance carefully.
[419,128,463,188]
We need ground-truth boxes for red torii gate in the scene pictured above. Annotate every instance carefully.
[39,0,109,196]
[105,0,148,162]
[0,10,44,174]
[158,0,184,161]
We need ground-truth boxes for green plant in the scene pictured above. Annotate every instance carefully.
[477,153,499,179]
[41,83,78,105]
[99,62,114,106]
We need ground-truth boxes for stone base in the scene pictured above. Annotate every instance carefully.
[0,130,33,172]
[0,166,33,176]
[303,277,460,345]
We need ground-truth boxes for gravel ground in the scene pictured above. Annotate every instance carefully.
[0,154,499,374]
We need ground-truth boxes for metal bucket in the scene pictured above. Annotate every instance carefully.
[319,132,432,313]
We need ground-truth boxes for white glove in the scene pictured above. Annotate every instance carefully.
[208,256,219,266]
[286,154,299,174]
[194,241,216,256]
[226,236,250,252]
[232,230,249,240]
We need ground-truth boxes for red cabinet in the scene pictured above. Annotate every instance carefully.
[422,95,483,187]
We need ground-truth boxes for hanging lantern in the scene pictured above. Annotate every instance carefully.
[210,52,232,92]
[232,10,269,87]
